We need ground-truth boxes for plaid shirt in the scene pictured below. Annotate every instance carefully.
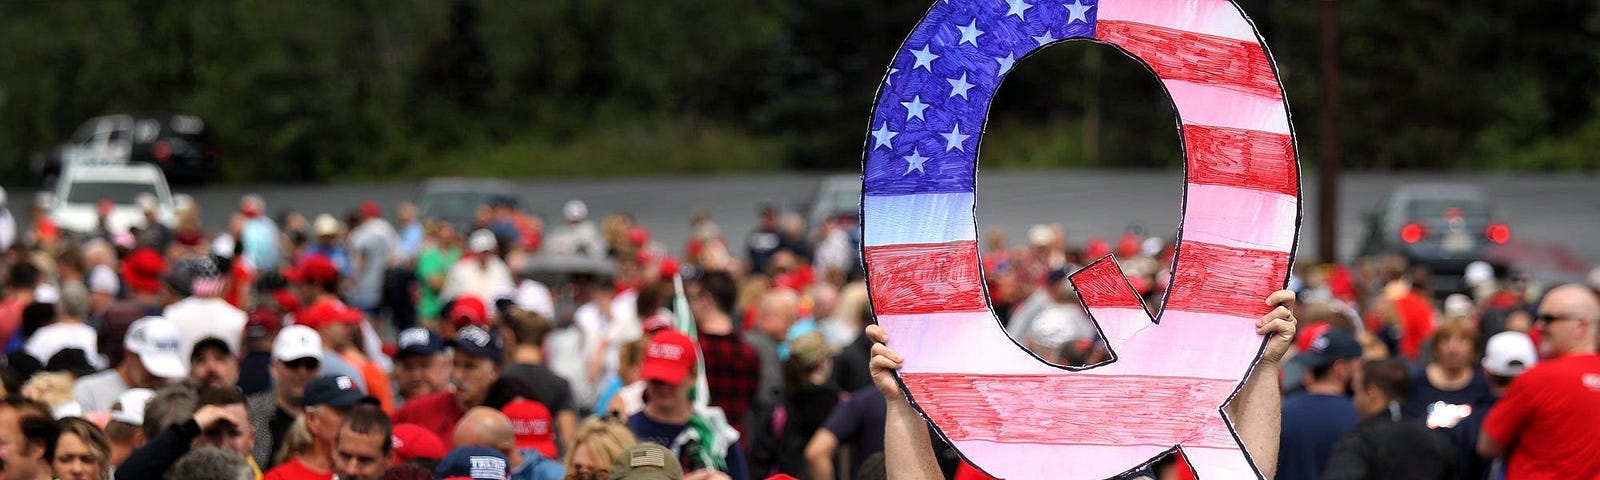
[699,332,761,436]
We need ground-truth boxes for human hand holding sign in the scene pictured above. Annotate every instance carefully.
[859,0,1300,478]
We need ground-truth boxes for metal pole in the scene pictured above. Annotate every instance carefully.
[1318,0,1342,263]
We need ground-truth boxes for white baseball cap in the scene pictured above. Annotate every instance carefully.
[1483,331,1538,377]
[125,316,187,379]
[563,200,588,222]
[468,229,498,253]
[110,388,156,426]
[1464,261,1495,288]
[273,325,324,363]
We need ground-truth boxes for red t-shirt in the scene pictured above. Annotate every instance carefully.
[1481,353,1600,479]
[263,457,333,480]
[391,391,465,446]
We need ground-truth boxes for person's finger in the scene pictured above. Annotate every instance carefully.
[1258,317,1297,341]
[870,353,903,372]
[866,323,889,344]
[1266,289,1296,309]
[1257,304,1292,327]
[870,342,902,364]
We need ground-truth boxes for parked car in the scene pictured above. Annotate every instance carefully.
[44,164,185,236]
[416,177,521,231]
[1358,183,1511,293]
[32,113,221,184]
[807,174,862,236]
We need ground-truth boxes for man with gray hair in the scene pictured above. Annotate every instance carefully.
[174,447,255,480]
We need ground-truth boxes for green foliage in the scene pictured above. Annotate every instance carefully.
[1,0,1597,183]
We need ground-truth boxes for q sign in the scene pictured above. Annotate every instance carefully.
[859,0,1299,478]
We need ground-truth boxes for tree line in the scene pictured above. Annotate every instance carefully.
[0,0,1595,183]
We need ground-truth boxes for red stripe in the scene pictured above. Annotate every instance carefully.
[902,372,1237,448]
[1183,124,1298,197]
[1070,258,1145,309]
[1097,20,1282,100]
[1164,240,1289,318]
[864,241,986,315]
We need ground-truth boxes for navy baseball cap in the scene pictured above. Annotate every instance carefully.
[396,327,445,359]
[302,375,379,409]
[435,446,508,480]
[1297,328,1363,369]
[453,325,504,364]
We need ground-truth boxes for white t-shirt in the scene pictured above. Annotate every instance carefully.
[25,323,103,367]
[164,297,247,365]
[439,257,515,303]
[73,370,128,412]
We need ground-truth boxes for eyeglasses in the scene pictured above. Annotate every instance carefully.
[283,358,321,371]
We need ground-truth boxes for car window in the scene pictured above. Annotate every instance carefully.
[64,181,160,205]
[419,193,487,223]
[1404,199,1491,220]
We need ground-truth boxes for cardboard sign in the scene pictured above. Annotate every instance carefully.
[859,0,1300,478]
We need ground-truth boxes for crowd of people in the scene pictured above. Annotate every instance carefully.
[0,189,1595,480]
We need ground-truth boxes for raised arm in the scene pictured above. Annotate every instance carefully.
[867,324,944,480]
[1226,289,1297,480]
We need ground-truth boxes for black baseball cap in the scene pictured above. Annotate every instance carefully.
[302,375,379,409]
[1298,328,1363,369]
[396,327,445,359]
[452,325,504,364]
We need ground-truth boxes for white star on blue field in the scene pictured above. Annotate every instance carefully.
[865,0,1098,196]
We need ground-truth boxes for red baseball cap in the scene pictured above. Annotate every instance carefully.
[641,329,697,386]
[288,255,341,285]
[121,248,166,293]
[391,423,448,464]
[449,296,489,328]
[361,200,382,219]
[502,399,558,459]
[297,298,364,331]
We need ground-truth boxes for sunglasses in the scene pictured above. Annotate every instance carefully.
[283,358,321,371]
[1536,312,1574,324]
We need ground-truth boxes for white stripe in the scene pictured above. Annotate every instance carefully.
[948,441,1179,480]
[1181,183,1298,253]
[862,192,977,247]
[1097,0,1259,43]
[878,308,1262,379]
[1164,79,1291,134]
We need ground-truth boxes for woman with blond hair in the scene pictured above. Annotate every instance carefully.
[562,416,636,480]
[54,416,112,480]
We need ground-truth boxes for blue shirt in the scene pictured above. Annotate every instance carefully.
[627,412,749,480]
[510,448,564,480]
[241,217,281,272]
[1278,392,1358,480]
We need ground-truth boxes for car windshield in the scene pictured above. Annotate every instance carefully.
[420,193,489,223]
[65,181,160,205]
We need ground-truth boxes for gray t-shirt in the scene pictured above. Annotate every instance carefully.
[73,369,128,412]
[743,331,784,406]
[347,219,398,310]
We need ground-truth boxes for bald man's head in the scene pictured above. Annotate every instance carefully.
[756,289,800,340]
[452,407,515,451]
[1536,284,1600,357]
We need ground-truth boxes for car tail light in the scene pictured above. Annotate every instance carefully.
[153,140,171,163]
[1401,223,1426,244]
[1486,223,1511,244]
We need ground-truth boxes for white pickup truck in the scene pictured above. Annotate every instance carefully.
[43,164,188,235]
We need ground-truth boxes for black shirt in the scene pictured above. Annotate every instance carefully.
[503,362,576,414]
